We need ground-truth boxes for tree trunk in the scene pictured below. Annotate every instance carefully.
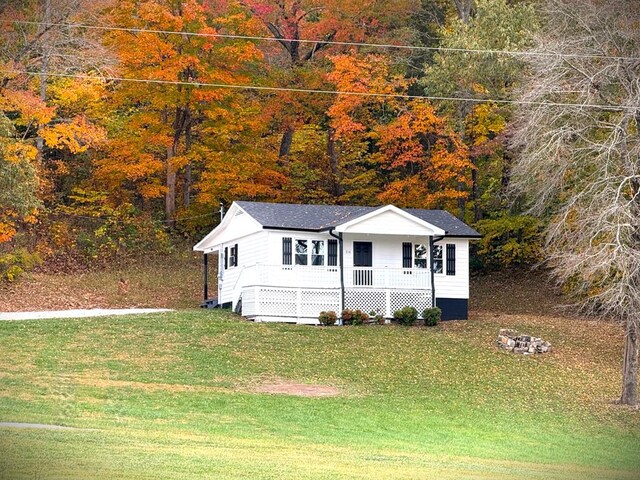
[36,0,51,160]
[183,164,192,207]
[471,167,480,222]
[327,127,343,198]
[183,123,192,207]
[453,0,473,24]
[457,181,466,220]
[500,149,513,194]
[166,145,177,227]
[620,318,639,405]
[278,126,295,163]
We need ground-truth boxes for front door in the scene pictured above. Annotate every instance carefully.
[353,241,373,285]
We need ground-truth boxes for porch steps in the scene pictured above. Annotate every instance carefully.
[200,298,219,309]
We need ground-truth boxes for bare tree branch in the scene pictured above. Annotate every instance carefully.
[509,0,640,405]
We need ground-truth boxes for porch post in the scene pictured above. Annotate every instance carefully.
[203,253,209,302]
[338,232,345,315]
[429,234,446,308]
[329,229,345,320]
[429,236,436,308]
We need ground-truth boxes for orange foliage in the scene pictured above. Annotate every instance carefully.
[0,222,17,244]
[40,116,107,154]
[95,0,265,213]
[328,53,473,210]
[1,89,56,126]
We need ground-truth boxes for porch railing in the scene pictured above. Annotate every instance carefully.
[241,264,431,290]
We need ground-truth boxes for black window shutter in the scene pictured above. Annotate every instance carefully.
[402,242,412,268]
[328,239,338,266]
[446,244,456,275]
[224,247,228,270]
[234,244,238,267]
[283,237,292,265]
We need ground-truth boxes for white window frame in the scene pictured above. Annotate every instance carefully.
[295,239,309,266]
[311,239,325,266]
[414,243,428,269]
[292,237,327,266]
[432,244,444,275]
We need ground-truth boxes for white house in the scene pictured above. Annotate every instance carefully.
[193,201,480,324]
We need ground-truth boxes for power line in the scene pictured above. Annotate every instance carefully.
[49,210,216,225]
[2,68,636,112]
[11,20,640,62]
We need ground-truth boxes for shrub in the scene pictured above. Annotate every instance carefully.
[318,311,337,326]
[374,314,386,325]
[422,307,442,327]
[0,248,42,283]
[393,306,418,326]
[351,309,369,325]
[341,308,354,325]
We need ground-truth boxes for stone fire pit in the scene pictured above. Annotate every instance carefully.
[497,328,551,354]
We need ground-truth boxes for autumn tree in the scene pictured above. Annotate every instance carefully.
[328,53,472,209]
[96,0,264,225]
[0,89,45,244]
[241,0,422,199]
[509,0,640,405]
[0,1,109,248]
[422,0,537,220]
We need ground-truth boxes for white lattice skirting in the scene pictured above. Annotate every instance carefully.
[241,286,433,323]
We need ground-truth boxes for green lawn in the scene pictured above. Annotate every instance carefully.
[0,310,639,479]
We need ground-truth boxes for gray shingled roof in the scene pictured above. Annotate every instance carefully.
[235,201,480,238]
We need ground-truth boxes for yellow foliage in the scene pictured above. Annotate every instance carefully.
[465,103,506,146]
[0,141,38,163]
[40,116,107,153]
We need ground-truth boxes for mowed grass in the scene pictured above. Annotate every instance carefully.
[0,310,639,479]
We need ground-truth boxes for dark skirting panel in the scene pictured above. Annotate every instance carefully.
[435,298,468,320]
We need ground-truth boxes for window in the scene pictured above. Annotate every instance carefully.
[295,239,308,265]
[432,244,443,274]
[414,244,428,269]
[446,244,456,276]
[229,244,238,267]
[328,239,338,266]
[311,240,325,266]
[282,237,292,265]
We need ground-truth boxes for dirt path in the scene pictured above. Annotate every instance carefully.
[0,308,172,321]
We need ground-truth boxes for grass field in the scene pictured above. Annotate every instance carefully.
[0,309,639,479]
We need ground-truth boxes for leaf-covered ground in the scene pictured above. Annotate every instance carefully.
[0,251,204,312]
[0,309,638,479]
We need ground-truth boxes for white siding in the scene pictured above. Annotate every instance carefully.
[342,234,430,269]
[196,206,262,253]
[340,209,440,236]
[212,210,262,248]
[218,231,267,306]
[433,238,469,299]
[344,235,469,299]
[265,230,336,266]
[216,229,470,307]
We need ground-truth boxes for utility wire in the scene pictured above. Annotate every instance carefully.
[49,210,217,224]
[11,20,640,62]
[2,69,637,112]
